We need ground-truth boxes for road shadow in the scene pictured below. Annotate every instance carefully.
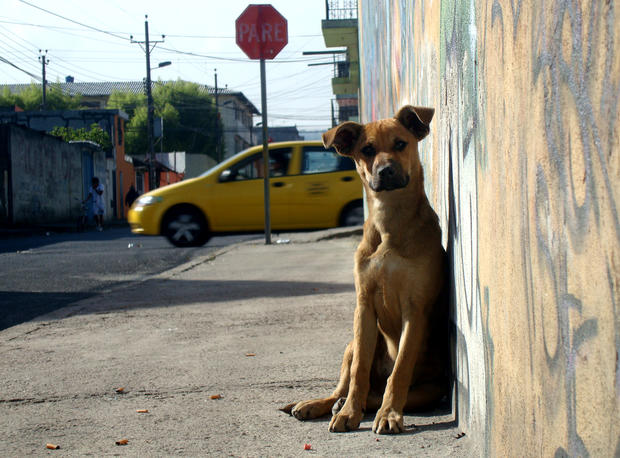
[0,291,95,331]
[2,279,354,330]
[101,278,355,309]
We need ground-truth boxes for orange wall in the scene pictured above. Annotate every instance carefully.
[113,116,135,218]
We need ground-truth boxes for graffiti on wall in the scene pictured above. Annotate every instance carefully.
[359,0,619,455]
[482,1,619,455]
[440,0,489,446]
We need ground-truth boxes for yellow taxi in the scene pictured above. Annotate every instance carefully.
[128,141,363,247]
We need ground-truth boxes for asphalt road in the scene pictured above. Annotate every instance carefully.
[0,226,261,331]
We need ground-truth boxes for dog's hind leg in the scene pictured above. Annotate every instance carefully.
[283,340,353,421]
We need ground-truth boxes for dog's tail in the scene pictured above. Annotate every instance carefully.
[279,402,296,414]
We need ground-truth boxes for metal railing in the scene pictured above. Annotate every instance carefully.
[325,0,358,20]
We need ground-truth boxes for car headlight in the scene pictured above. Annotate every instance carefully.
[136,195,163,206]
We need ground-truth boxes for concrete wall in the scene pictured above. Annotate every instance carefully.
[0,109,130,219]
[1,125,106,225]
[358,1,619,455]
[185,154,217,179]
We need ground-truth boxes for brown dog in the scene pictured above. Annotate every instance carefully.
[282,106,450,434]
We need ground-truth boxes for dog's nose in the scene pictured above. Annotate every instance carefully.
[377,164,395,179]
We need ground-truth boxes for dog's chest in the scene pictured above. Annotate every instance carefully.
[358,242,432,309]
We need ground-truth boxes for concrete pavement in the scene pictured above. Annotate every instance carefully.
[0,227,471,457]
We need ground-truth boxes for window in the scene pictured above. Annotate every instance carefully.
[136,172,144,194]
[301,147,355,174]
[225,148,292,181]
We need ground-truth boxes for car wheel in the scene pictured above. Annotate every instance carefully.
[163,207,209,247]
[340,201,364,227]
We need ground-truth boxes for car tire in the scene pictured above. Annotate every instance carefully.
[340,201,364,227]
[163,206,210,247]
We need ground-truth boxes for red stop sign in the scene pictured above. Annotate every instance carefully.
[236,4,288,60]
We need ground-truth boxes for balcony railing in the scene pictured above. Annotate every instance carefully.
[325,0,358,20]
[336,61,350,79]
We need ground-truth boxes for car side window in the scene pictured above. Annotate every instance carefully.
[302,148,338,174]
[269,148,292,177]
[302,147,355,174]
[226,149,292,181]
[229,153,264,180]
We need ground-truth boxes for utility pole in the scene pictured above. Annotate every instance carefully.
[131,15,165,191]
[214,69,221,163]
[38,50,48,111]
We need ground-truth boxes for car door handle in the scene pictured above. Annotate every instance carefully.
[341,176,354,182]
[272,181,285,188]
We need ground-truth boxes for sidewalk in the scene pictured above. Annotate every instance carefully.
[0,229,470,457]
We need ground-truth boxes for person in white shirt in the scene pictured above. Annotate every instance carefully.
[84,177,105,231]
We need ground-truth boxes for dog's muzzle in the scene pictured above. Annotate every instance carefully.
[370,162,410,192]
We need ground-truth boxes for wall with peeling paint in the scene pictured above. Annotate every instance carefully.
[358,1,619,455]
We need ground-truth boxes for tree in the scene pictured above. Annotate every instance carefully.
[107,79,222,159]
[0,83,82,110]
[49,123,112,151]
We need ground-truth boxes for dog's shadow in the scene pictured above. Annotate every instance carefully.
[285,403,455,436]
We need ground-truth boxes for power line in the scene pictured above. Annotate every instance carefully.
[0,55,40,80]
[17,0,130,41]
[158,45,335,64]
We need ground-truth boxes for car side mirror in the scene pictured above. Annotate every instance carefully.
[219,169,233,182]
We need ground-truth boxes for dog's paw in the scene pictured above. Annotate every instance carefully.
[329,407,363,433]
[331,397,347,416]
[290,399,332,421]
[372,408,404,434]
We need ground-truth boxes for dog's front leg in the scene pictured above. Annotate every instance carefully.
[329,298,377,432]
[372,313,427,434]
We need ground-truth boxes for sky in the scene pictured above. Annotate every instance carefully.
[0,0,339,131]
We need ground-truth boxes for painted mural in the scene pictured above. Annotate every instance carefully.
[358,0,619,455]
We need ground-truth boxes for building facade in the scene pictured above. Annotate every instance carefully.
[321,0,360,123]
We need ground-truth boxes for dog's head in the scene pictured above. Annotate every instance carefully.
[323,105,434,193]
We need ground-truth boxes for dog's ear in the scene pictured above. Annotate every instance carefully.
[322,122,363,156]
[395,105,435,140]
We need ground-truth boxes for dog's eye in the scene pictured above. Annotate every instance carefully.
[361,145,376,157]
[394,140,408,151]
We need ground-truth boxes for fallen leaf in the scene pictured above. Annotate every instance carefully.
[46,443,60,450]
[136,409,149,413]
[210,394,222,400]
[115,439,129,446]
[304,443,312,450]
[115,387,125,393]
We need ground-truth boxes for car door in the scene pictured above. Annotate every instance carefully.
[208,148,293,231]
[285,146,359,228]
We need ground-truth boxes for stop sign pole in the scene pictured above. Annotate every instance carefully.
[236,5,288,245]
[259,61,271,244]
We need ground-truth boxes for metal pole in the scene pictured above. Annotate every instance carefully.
[145,17,156,191]
[259,58,271,245]
[214,69,220,163]
[39,50,48,110]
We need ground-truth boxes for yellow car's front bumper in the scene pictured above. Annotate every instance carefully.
[127,204,163,235]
